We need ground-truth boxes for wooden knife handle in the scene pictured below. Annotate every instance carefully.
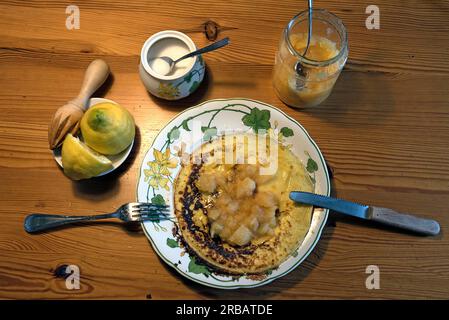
[369,207,440,236]
[71,59,110,109]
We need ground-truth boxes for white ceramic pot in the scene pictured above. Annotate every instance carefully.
[139,30,206,100]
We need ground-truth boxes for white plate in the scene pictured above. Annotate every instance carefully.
[53,97,134,177]
[136,98,330,289]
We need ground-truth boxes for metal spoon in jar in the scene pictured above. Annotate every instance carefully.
[303,0,313,57]
[157,37,229,76]
[295,0,313,76]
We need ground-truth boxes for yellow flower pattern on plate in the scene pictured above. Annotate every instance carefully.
[144,148,178,190]
[153,148,178,175]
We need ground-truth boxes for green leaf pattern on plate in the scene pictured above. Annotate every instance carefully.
[168,127,180,142]
[306,157,319,173]
[201,126,217,141]
[181,119,191,131]
[241,107,271,133]
[166,238,179,248]
[280,127,294,137]
[151,194,166,206]
[188,257,211,276]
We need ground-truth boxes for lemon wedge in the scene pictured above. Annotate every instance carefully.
[61,133,113,180]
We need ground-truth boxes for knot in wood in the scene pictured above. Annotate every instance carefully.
[203,20,219,41]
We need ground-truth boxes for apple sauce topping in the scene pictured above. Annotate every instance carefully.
[196,164,279,246]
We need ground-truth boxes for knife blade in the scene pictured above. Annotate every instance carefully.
[289,191,440,236]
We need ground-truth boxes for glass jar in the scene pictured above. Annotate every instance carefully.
[273,9,348,108]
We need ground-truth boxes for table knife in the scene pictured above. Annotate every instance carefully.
[289,191,440,236]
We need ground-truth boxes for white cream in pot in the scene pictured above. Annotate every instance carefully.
[148,38,193,77]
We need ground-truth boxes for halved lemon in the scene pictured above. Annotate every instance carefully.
[61,133,113,180]
[80,102,135,155]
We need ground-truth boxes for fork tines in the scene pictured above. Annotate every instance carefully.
[132,203,170,221]
[135,203,168,210]
[133,212,170,222]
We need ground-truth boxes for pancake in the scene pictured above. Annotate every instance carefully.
[173,134,314,274]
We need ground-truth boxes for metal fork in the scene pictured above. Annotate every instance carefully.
[24,203,170,233]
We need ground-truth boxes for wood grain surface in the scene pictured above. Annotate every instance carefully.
[1,0,449,299]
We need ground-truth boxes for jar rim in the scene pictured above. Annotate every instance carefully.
[285,8,348,67]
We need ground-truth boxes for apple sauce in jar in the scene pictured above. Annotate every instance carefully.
[273,9,348,108]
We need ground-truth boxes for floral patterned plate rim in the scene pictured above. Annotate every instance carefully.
[136,98,330,289]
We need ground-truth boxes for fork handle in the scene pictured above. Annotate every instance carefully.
[24,213,118,233]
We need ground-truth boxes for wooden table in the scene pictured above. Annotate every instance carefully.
[1,0,448,299]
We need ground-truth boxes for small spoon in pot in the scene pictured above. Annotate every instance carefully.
[155,37,229,76]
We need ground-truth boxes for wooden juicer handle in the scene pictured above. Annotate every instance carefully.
[70,59,110,109]
[48,59,110,149]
